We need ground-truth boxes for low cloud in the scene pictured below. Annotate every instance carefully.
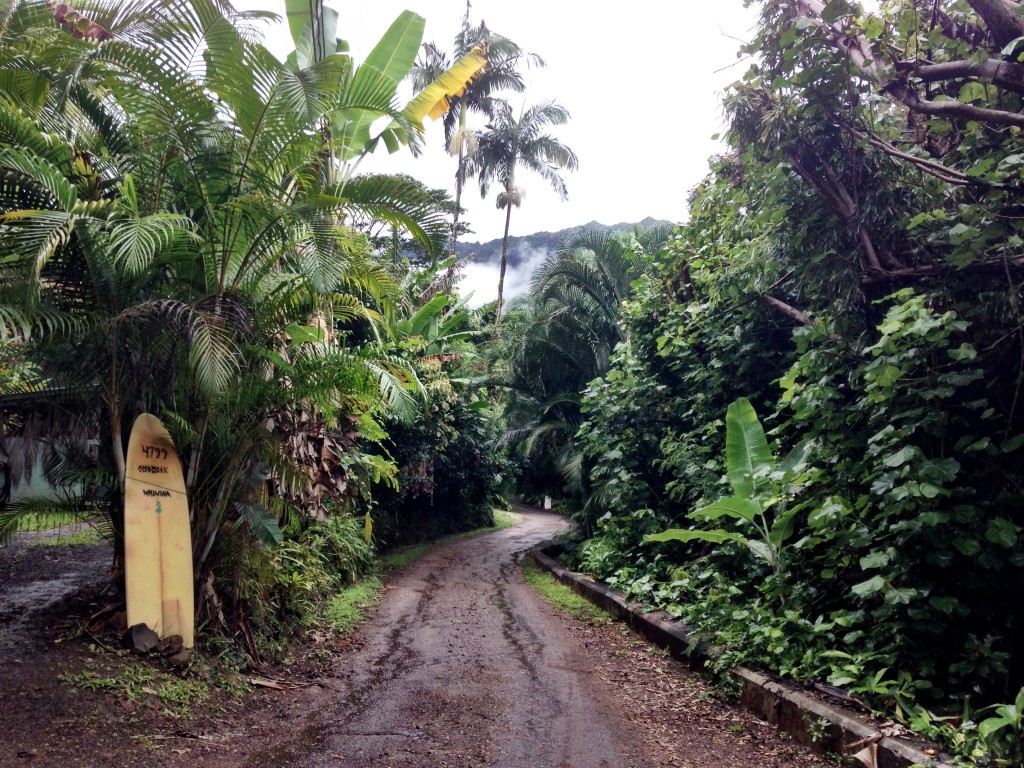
[457,245,551,309]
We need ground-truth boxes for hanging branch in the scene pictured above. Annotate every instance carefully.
[795,0,1024,130]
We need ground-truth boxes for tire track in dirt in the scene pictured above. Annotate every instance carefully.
[233,509,643,768]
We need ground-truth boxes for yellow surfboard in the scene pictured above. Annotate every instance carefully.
[124,413,194,649]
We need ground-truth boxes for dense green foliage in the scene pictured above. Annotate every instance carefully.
[492,225,670,498]
[5,2,1024,762]
[0,0,508,657]
[544,1,1024,763]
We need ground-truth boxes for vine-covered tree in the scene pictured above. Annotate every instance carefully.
[559,5,1024,762]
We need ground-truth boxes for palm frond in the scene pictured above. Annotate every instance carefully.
[322,174,449,261]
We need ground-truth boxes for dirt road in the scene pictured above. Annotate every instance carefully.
[211,509,828,768]
[237,509,645,768]
[0,510,829,767]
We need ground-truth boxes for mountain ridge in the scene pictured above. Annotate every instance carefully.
[453,216,674,267]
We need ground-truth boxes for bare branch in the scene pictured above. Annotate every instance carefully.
[889,81,1024,127]
[904,58,1024,95]
[859,134,990,186]
[795,0,1024,129]
[759,294,813,326]
[862,255,1024,283]
[821,104,1001,186]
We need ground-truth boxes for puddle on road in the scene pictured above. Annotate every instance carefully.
[0,573,94,652]
[0,539,110,655]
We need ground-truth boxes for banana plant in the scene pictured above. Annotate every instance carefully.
[646,397,813,584]
[395,292,477,357]
[282,2,487,165]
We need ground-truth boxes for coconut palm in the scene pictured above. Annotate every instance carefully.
[471,100,578,331]
[409,4,542,257]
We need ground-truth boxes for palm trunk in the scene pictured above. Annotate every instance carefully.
[494,199,513,334]
[450,145,464,258]
[449,108,470,258]
[111,400,126,496]
[108,382,127,583]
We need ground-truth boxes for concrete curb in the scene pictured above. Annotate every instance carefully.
[529,543,955,768]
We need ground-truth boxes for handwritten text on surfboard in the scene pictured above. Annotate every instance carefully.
[136,444,171,476]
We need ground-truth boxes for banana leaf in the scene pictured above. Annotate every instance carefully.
[726,397,773,498]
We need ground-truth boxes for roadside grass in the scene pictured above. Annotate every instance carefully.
[521,557,611,624]
[60,660,210,719]
[28,527,102,546]
[12,510,104,545]
[491,509,521,530]
[322,574,383,636]
[16,511,81,532]
[322,508,522,636]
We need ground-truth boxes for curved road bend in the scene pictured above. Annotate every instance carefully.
[247,508,648,768]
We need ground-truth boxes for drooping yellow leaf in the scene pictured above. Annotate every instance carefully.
[403,45,487,124]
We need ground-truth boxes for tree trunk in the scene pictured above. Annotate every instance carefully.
[759,294,813,326]
[494,199,513,334]
[111,400,126,496]
[450,144,465,258]
[966,0,1024,48]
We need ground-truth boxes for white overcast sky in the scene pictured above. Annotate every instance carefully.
[240,1,759,243]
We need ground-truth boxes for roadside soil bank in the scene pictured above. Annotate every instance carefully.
[0,508,835,767]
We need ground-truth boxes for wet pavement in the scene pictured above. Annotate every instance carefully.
[0,533,109,653]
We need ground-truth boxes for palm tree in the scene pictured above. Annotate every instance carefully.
[534,225,674,348]
[408,4,542,257]
[492,226,669,495]
[471,100,578,331]
[0,0,445,614]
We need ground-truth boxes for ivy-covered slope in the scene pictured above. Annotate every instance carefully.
[550,2,1024,765]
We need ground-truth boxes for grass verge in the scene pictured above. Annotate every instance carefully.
[16,511,80,531]
[28,528,102,546]
[521,556,611,624]
[322,574,383,636]
[323,508,522,635]
[60,659,210,719]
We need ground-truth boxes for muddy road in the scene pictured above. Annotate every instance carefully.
[232,508,644,768]
[0,510,829,767]
[208,509,828,768]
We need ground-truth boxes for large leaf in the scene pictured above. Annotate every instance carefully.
[362,11,424,86]
[725,397,773,498]
[689,496,761,524]
[238,501,283,547]
[404,44,488,124]
[330,12,424,160]
[399,293,450,338]
[284,0,343,67]
[768,504,800,548]
[779,439,813,477]
[645,528,747,545]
